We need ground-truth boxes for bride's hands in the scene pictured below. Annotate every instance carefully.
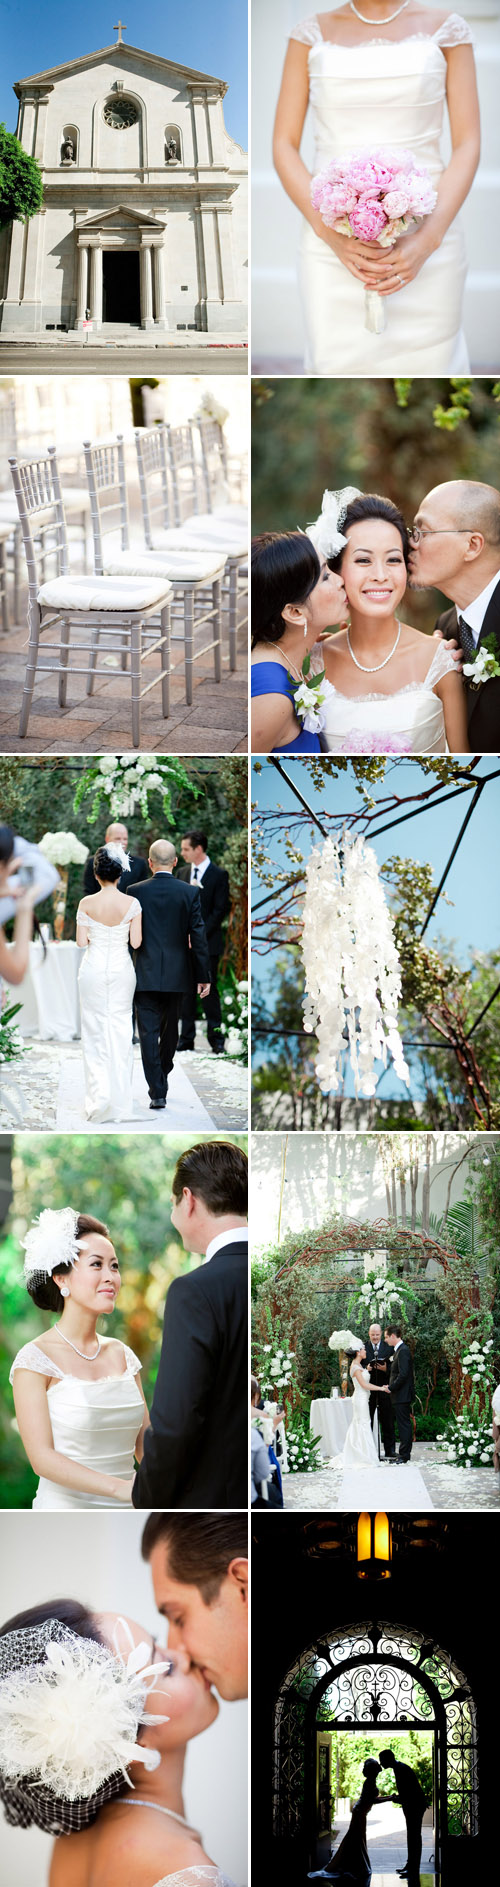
[320,225,392,285]
[372,225,439,296]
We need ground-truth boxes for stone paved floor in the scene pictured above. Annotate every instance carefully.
[0,606,247,754]
[315,1804,436,1878]
[282,1439,499,1512]
[0,1031,248,1133]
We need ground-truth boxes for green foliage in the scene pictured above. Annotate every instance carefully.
[285,1412,322,1474]
[0,126,43,227]
[0,1131,247,1507]
[330,1730,433,1807]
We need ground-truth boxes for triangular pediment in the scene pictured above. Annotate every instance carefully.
[14,41,227,97]
[76,205,165,231]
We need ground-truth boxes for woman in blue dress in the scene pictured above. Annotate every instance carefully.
[251,531,347,752]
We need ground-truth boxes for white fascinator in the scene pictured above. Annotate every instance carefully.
[104,841,130,872]
[0,1616,171,1829]
[306,487,362,559]
[21,1207,82,1284]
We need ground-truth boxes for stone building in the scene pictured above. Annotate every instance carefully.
[0,30,247,341]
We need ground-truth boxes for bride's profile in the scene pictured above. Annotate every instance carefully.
[341,1343,389,1471]
[272,4,480,373]
[316,490,470,753]
[10,1207,149,1509]
[0,1598,236,1887]
[76,840,143,1123]
[308,1756,381,1881]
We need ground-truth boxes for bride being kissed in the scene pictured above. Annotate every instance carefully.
[251,484,471,754]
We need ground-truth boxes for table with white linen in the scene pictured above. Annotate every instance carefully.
[10,941,82,1040]
[310,1397,353,1458]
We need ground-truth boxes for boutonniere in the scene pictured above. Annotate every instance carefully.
[463,634,500,689]
[289,651,329,732]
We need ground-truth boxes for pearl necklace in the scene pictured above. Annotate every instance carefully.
[117,1799,201,1839]
[346,620,401,672]
[57,1326,101,1362]
[350,0,410,21]
[270,643,303,682]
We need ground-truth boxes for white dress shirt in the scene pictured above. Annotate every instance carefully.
[204,1225,249,1264]
[190,854,211,884]
[461,570,500,645]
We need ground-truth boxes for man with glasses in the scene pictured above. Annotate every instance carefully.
[409,479,500,750]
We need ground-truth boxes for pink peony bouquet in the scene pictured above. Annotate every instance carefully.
[311,146,437,333]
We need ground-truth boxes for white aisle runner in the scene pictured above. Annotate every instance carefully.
[338,1464,433,1511]
[56,1048,216,1133]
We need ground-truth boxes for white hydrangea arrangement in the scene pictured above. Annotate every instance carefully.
[436,1407,493,1470]
[349,1270,411,1324]
[221,978,248,1062]
[460,1337,495,1388]
[73,756,196,825]
[38,831,88,866]
[286,1417,323,1475]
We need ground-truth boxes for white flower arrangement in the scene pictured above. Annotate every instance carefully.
[437,1405,493,1470]
[286,1418,323,1475]
[253,1320,296,1397]
[39,831,88,866]
[220,977,248,1063]
[328,1328,360,1351]
[463,636,500,689]
[301,830,410,1097]
[196,390,229,427]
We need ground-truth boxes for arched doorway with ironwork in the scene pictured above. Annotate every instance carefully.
[273,1621,478,1883]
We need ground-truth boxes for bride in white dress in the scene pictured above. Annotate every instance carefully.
[273,5,480,373]
[10,1207,149,1509]
[0,1602,239,1887]
[76,841,142,1123]
[313,491,470,752]
[343,1344,389,1469]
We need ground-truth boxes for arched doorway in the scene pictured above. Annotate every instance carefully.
[273,1622,478,1882]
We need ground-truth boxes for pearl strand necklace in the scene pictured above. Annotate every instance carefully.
[346,620,401,673]
[56,1325,102,1362]
[350,0,410,21]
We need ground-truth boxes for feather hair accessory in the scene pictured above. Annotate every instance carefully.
[306,487,362,558]
[0,1618,171,1802]
[104,841,130,872]
[21,1207,83,1284]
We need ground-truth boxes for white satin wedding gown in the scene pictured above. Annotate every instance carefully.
[76,900,139,1122]
[316,640,457,752]
[342,1365,381,1471]
[291,12,473,372]
[9,1340,143,1509]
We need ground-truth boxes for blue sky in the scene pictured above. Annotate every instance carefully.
[0,3,248,143]
[252,758,500,1099]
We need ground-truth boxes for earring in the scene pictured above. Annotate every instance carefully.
[60,1285,70,1298]
[299,617,308,638]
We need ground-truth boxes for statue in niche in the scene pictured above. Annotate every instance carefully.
[165,132,180,165]
[61,135,75,165]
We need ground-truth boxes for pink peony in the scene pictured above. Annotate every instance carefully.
[349,200,388,242]
[381,189,412,218]
[346,157,394,194]
[407,177,437,215]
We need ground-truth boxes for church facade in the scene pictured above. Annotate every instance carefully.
[0,35,247,341]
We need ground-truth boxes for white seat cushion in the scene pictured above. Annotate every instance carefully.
[103,547,226,583]
[212,505,248,526]
[152,525,247,560]
[37,573,172,611]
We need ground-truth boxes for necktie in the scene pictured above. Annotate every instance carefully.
[457,614,476,662]
[192,866,199,880]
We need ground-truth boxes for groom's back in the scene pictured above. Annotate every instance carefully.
[132,872,199,991]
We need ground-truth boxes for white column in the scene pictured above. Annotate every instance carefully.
[19,93,37,156]
[21,213,43,326]
[201,207,223,312]
[33,90,52,165]
[189,88,211,166]
[140,242,154,328]
[76,244,89,327]
[152,241,167,328]
[215,207,237,301]
[5,220,26,304]
[89,244,103,326]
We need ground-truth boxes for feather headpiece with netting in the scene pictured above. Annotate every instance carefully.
[306,487,362,558]
[21,1207,84,1285]
[0,1617,171,1834]
[104,841,130,872]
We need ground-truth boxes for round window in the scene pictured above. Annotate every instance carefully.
[103,98,139,128]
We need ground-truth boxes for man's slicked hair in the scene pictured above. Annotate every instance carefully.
[141,1514,248,1602]
[172,1140,247,1216]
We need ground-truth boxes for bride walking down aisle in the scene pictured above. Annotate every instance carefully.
[273,3,480,372]
[76,842,142,1123]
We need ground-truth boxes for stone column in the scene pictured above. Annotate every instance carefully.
[205,90,226,167]
[5,220,26,305]
[200,206,223,318]
[140,241,154,328]
[151,239,168,328]
[89,242,103,326]
[76,243,89,328]
[21,211,44,330]
[19,92,37,157]
[33,90,52,165]
[215,206,237,301]
[188,87,211,166]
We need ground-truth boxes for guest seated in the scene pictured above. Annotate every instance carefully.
[251,1377,284,1507]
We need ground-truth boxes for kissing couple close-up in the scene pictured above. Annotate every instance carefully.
[251,478,500,756]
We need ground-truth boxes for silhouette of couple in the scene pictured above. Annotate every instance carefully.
[308,1748,427,1884]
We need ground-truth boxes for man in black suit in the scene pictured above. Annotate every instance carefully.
[132,1140,248,1509]
[83,821,147,895]
[177,828,230,1056]
[379,1749,427,1884]
[365,1322,395,1458]
[409,479,500,750]
[132,838,210,1111]
[385,1324,415,1463]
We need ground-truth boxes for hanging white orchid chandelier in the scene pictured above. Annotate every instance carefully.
[301,831,410,1098]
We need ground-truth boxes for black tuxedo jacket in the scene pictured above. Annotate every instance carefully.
[83,853,147,897]
[132,872,210,994]
[389,1341,415,1404]
[392,1758,427,1814]
[177,862,230,956]
[132,1239,248,1508]
[365,1338,392,1387]
[434,578,500,749]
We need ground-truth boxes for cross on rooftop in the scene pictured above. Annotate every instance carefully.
[114,20,127,43]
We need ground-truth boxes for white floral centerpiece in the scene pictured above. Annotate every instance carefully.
[73,756,197,825]
[436,1408,493,1470]
[221,978,248,1062]
[38,831,89,941]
